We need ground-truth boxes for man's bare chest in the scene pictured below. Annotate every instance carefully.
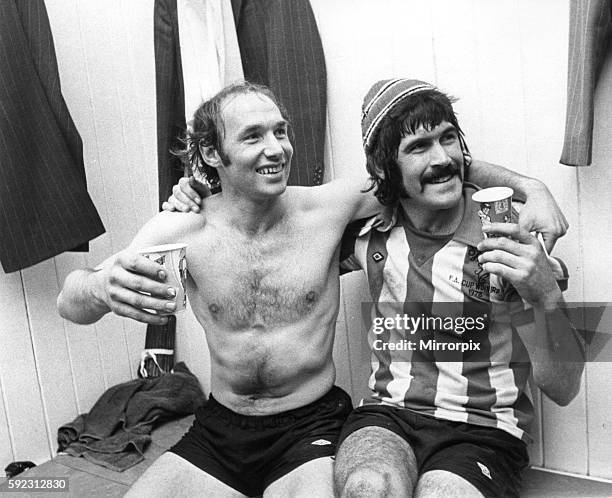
[184,222,337,329]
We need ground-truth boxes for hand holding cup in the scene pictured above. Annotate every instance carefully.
[138,243,188,315]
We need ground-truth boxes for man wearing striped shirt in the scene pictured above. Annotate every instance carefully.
[334,79,585,498]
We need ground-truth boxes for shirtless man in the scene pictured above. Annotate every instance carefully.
[58,81,567,497]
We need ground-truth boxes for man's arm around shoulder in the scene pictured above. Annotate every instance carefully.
[302,175,382,224]
[57,211,197,326]
[469,160,568,252]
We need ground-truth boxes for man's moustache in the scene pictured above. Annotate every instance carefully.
[421,164,462,184]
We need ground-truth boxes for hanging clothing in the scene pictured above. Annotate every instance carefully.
[560,0,612,166]
[154,0,186,209]
[0,0,105,273]
[154,0,242,208]
[231,0,327,186]
[178,0,243,122]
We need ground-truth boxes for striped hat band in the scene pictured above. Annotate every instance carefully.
[361,78,436,150]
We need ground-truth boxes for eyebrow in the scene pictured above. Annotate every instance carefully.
[238,120,288,137]
[401,123,458,147]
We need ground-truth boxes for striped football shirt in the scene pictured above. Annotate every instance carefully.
[341,185,539,442]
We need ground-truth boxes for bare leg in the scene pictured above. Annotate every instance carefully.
[264,456,334,498]
[126,452,247,498]
[334,426,418,498]
[415,470,484,498]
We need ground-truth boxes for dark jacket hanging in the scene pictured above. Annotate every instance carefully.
[560,0,612,166]
[0,0,105,273]
[231,0,327,186]
[154,0,187,209]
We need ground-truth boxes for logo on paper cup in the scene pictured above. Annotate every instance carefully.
[472,187,513,230]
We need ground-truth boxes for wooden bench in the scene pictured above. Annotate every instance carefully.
[0,417,193,497]
[2,416,611,497]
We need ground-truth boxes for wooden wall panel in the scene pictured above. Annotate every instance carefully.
[0,272,50,464]
[513,0,589,474]
[581,38,612,479]
[469,1,528,171]
[0,381,15,469]
[388,0,436,81]
[46,0,128,394]
[21,260,79,456]
[54,254,107,414]
[429,0,482,123]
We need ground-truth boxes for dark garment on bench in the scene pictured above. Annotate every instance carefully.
[57,362,204,472]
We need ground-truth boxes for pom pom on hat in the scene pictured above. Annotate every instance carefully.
[361,78,436,151]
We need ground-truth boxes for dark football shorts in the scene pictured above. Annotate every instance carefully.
[169,386,352,497]
[338,404,529,498]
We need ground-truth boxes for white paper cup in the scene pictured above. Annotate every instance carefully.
[472,187,513,233]
[138,243,187,314]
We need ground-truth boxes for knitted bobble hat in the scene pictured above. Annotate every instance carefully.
[361,78,436,151]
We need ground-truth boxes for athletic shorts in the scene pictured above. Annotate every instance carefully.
[169,386,352,497]
[338,404,529,498]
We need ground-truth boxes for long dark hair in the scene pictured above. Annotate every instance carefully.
[365,90,471,205]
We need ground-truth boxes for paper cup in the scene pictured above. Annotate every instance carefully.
[472,187,513,234]
[138,243,187,314]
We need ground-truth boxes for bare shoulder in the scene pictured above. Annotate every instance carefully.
[129,210,205,250]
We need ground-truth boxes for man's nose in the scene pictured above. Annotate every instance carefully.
[429,142,452,166]
[263,133,283,157]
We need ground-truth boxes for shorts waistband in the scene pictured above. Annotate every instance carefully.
[203,385,350,429]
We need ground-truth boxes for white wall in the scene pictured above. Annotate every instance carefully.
[0,0,611,481]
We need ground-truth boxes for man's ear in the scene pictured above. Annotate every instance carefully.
[372,162,386,180]
[200,145,222,169]
[366,155,386,180]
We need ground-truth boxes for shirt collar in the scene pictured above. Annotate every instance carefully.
[360,182,485,248]
[452,183,486,248]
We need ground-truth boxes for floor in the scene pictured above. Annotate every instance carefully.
[0,416,194,497]
[1,416,611,497]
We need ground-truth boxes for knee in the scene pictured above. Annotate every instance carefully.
[339,468,396,498]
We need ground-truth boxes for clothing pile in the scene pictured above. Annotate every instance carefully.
[57,362,204,472]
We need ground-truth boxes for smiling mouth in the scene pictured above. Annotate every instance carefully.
[256,164,284,175]
[427,173,454,184]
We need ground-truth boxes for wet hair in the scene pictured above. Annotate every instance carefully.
[174,81,291,188]
[364,89,471,205]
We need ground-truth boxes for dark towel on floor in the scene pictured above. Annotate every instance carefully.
[57,362,204,472]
